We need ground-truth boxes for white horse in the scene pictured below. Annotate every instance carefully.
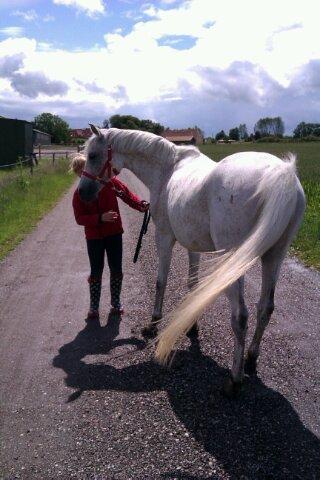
[78,126,305,396]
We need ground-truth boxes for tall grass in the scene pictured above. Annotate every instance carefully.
[0,158,75,260]
[200,142,320,269]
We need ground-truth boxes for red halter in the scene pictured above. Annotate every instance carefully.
[81,145,113,186]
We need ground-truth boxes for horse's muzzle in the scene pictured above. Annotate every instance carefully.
[78,179,99,202]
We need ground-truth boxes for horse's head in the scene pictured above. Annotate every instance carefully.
[78,124,124,202]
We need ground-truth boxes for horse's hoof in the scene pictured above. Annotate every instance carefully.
[244,354,257,376]
[222,378,243,398]
[141,324,158,339]
[186,323,199,338]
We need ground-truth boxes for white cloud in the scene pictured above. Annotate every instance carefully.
[44,14,55,22]
[12,9,38,21]
[53,0,105,16]
[0,50,68,98]
[0,26,25,37]
[11,71,68,98]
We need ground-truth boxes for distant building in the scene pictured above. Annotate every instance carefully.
[162,127,204,145]
[217,139,238,144]
[70,128,92,139]
[33,129,51,146]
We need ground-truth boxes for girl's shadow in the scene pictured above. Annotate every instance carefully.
[53,324,320,479]
[53,312,146,401]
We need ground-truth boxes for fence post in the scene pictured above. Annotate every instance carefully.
[66,151,69,160]
[29,155,34,175]
[38,145,41,160]
[52,152,55,165]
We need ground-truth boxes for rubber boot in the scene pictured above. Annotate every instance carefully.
[110,271,123,314]
[87,275,102,318]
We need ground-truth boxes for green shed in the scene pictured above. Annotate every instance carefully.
[0,117,34,167]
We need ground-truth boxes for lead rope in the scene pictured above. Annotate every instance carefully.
[133,210,151,263]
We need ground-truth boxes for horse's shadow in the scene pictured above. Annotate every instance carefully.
[53,322,320,479]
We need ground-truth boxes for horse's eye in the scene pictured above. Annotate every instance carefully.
[88,153,96,161]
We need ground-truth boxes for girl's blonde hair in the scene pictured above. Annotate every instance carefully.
[69,153,86,175]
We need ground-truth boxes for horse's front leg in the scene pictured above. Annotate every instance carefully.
[141,231,175,339]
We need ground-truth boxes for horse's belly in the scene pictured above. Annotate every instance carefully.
[169,208,214,252]
[175,229,215,251]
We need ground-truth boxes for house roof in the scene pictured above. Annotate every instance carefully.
[70,128,92,137]
[166,135,195,142]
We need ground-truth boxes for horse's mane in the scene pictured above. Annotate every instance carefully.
[103,128,178,164]
[175,145,201,161]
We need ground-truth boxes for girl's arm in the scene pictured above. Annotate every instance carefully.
[111,178,149,212]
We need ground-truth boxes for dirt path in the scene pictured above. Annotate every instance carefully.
[0,170,319,479]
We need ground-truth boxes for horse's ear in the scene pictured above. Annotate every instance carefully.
[89,123,102,137]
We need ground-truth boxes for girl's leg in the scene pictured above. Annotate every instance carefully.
[86,239,105,313]
[105,234,123,311]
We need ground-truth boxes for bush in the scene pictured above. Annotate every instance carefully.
[256,136,281,143]
[297,135,320,142]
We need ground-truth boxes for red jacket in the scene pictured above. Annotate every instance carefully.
[72,177,145,239]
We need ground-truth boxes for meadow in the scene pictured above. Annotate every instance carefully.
[200,142,320,269]
[0,158,75,260]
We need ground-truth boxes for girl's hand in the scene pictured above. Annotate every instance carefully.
[139,201,150,212]
[101,210,118,222]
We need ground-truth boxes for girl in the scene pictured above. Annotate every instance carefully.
[70,154,149,320]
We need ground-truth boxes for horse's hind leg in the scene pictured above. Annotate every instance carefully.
[141,231,175,339]
[245,247,284,375]
[245,189,305,375]
[186,251,201,338]
[223,277,248,397]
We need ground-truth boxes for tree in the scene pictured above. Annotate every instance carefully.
[34,112,70,144]
[293,122,320,138]
[238,123,248,140]
[215,130,227,141]
[229,127,240,141]
[254,130,261,140]
[254,116,284,137]
[102,118,110,128]
[108,114,164,134]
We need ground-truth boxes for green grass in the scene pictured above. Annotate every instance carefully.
[0,158,75,260]
[200,142,320,269]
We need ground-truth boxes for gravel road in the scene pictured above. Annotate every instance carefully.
[0,170,319,480]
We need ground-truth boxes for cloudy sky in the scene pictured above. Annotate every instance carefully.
[0,0,319,135]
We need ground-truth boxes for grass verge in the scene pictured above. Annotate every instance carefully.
[200,142,320,269]
[0,158,75,261]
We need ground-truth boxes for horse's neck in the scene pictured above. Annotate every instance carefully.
[123,154,169,193]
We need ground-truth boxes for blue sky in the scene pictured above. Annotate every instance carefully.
[0,0,319,135]
[0,1,188,51]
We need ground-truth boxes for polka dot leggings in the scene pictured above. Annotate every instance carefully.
[87,234,123,311]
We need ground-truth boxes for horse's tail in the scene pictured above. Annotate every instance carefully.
[155,153,300,365]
